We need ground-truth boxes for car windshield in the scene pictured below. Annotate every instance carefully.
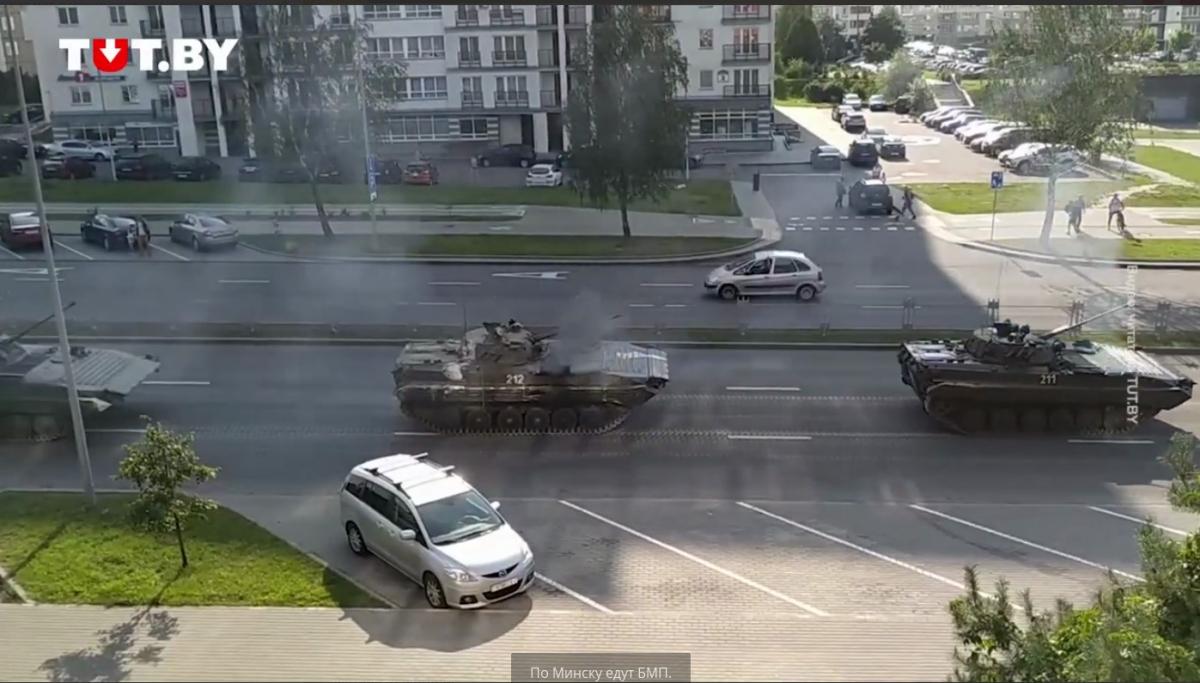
[196,217,226,228]
[417,490,503,545]
[530,167,549,175]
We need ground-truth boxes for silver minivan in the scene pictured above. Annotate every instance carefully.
[704,249,825,302]
[340,452,535,609]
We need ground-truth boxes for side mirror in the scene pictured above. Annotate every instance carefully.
[398,529,416,541]
[490,501,501,510]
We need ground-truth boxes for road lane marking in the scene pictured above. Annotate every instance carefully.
[640,283,692,288]
[856,285,910,289]
[0,244,25,260]
[726,386,802,392]
[852,226,864,231]
[559,499,829,617]
[149,242,190,261]
[835,226,846,231]
[416,301,457,306]
[802,227,813,231]
[870,227,881,231]
[628,303,654,308]
[429,281,480,286]
[735,502,1022,610]
[144,380,211,386]
[534,573,619,615]
[909,504,1144,582]
[727,434,812,441]
[663,304,687,308]
[53,241,93,260]
[393,431,439,436]
[785,227,796,231]
[492,271,567,280]
[1086,506,1188,536]
[489,225,512,231]
[904,226,916,231]
[887,226,898,231]
[14,277,61,282]
[219,279,270,284]
[818,227,830,231]
[1068,439,1154,445]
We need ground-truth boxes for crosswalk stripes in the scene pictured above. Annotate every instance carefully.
[783,223,921,235]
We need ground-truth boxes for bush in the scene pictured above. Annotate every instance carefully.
[774,77,790,99]
[804,80,829,103]
[822,81,846,103]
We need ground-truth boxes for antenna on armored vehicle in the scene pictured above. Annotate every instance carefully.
[6,301,76,344]
[1041,303,1131,340]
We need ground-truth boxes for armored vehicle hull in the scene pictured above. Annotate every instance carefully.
[899,339,1193,434]
[1,341,160,441]
[394,322,668,434]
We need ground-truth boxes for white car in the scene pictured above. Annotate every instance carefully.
[998,142,1046,167]
[843,93,863,110]
[524,163,562,187]
[44,140,114,161]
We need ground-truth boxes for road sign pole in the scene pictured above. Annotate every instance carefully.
[4,4,94,504]
[990,188,998,242]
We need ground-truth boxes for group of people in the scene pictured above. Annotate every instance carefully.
[1063,193,1127,236]
[834,174,917,220]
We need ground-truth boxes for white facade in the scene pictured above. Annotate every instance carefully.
[812,5,882,42]
[898,5,1029,46]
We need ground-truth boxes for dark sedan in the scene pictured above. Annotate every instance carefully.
[878,136,907,160]
[80,214,138,251]
[475,143,536,168]
[115,153,174,180]
[41,157,95,180]
[0,155,22,177]
[174,156,222,181]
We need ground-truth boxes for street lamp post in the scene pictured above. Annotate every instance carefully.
[93,71,118,181]
[3,3,95,504]
[354,36,379,251]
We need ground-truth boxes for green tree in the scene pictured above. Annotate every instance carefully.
[116,421,219,568]
[906,76,936,115]
[565,5,690,238]
[880,50,923,100]
[989,5,1147,243]
[862,7,906,62]
[816,16,848,64]
[776,5,823,65]
[251,5,405,238]
[1169,30,1195,55]
[947,432,1200,682]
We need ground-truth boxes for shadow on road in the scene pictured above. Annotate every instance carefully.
[337,598,530,652]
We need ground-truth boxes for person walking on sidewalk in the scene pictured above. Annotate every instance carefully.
[1107,193,1125,231]
[834,176,846,209]
[135,217,152,256]
[896,186,917,220]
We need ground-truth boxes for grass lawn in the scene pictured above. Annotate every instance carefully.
[774,97,823,107]
[1133,129,1200,140]
[910,177,1147,214]
[1133,146,1200,185]
[1125,184,1200,208]
[0,177,741,217]
[1161,218,1200,227]
[0,492,382,607]
[1120,239,1200,261]
[245,233,755,259]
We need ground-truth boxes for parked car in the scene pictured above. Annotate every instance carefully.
[340,452,535,609]
[878,136,907,160]
[810,145,842,170]
[704,250,825,302]
[524,163,563,187]
[80,214,137,251]
[919,105,961,125]
[0,138,28,160]
[849,179,895,215]
[867,94,888,111]
[401,160,439,185]
[476,143,536,168]
[115,153,174,181]
[971,126,1014,153]
[41,157,95,180]
[923,106,973,127]
[169,213,239,251]
[831,104,853,122]
[843,93,863,110]
[959,121,1008,145]
[173,156,222,181]
[954,119,997,142]
[0,155,22,177]
[847,139,879,167]
[864,127,888,147]
[998,142,1045,167]
[985,128,1035,157]
[939,112,984,133]
[44,139,115,161]
[0,211,48,250]
[1003,144,1081,175]
[841,111,866,133]
[892,95,913,115]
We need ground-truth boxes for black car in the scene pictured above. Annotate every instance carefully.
[0,138,28,159]
[849,179,894,215]
[878,136,907,160]
[174,156,222,181]
[41,157,95,180]
[115,153,174,180]
[892,95,912,115]
[80,214,138,251]
[475,143,536,168]
[847,139,879,167]
[810,145,842,170]
[371,158,407,185]
[0,155,22,177]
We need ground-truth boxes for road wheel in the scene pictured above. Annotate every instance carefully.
[550,408,578,431]
[464,408,491,432]
[579,406,608,430]
[1076,407,1103,432]
[1019,408,1047,433]
[1048,407,1075,432]
[103,235,113,251]
[1017,160,1030,175]
[496,407,522,431]
[960,407,987,432]
[718,284,738,301]
[481,157,491,167]
[796,285,817,302]
[989,408,1017,432]
[192,235,204,252]
[524,407,550,432]
[519,159,530,168]
[345,522,369,556]
[423,573,447,609]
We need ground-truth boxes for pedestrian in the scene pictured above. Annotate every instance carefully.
[834,176,846,209]
[1107,193,1124,231]
[136,217,151,256]
[897,186,917,220]
[132,140,140,154]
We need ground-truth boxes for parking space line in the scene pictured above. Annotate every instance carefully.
[1086,506,1188,537]
[910,505,1144,582]
[628,303,654,308]
[149,242,190,261]
[852,227,864,231]
[416,301,457,307]
[559,499,829,617]
[144,380,211,386]
[534,573,620,615]
[429,281,480,286]
[0,244,25,260]
[726,386,802,392]
[663,304,687,308]
[727,434,812,441]
[818,227,830,231]
[219,279,270,284]
[53,241,93,260]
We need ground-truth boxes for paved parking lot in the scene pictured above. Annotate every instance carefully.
[0,232,287,264]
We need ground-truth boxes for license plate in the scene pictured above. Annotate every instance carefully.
[491,577,519,592]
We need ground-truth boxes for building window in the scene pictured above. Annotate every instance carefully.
[399,76,447,100]
[459,117,490,139]
[699,70,713,89]
[108,5,127,24]
[365,5,441,19]
[368,36,445,60]
[329,5,351,25]
[416,36,445,58]
[67,125,118,142]
[125,124,176,148]
[406,5,442,18]
[380,116,452,142]
[120,85,139,103]
[70,86,92,105]
[694,110,763,140]
[57,7,80,25]
[699,29,713,50]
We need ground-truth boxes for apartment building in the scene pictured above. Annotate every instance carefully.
[1124,4,1187,51]
[898,5,1029,46]
[811,5,880,44]
[0,7,35,75]
[23,4,774,158]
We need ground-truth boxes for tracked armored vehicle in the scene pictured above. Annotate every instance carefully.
[899,308,1193,434]
[393,320,668,433]
[1,308,160,441]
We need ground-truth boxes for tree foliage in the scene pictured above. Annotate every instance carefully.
[775,5,823,66]
[880,51,922,100]
[906,76,936,115]
[116,421,219,568]
[565,5,689,238]
[816,16,849,64]
[862,7,906,62]
[1169,30,1195,56]
[948,432,1200,682]
[988,5,1148,241]
[252,5,405,237]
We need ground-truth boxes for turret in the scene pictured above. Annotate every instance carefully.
[960,304,1130,367]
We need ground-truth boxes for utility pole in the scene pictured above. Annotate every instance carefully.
[3,3,95,504]
[355,11,379,251]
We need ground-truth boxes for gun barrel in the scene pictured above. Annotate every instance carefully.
[8,301,76,342]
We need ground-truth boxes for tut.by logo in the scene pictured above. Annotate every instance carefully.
[59,38,238,74]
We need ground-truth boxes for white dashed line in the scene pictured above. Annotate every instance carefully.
[416,301,458,306]
[628,303,655,308]
[559,500,829,617]
[819,227,830,231]
[144,380,211,386]
[53,241,93,260]
[886,226,898,231]
[835,226,845,231]
[150,242,190,261]
[856,285,910,289]
[1086,506,1189,536]
[870,227,881,231]
[802,227,813,231]
[910,505,1143,582]
[1067,439,1155,445]
[218,279,270,284]
[785,227,796,231]
[852,227,864,231]
[903,226,916,231]
[534,573,620,615]
[663,304,687,308]
[726,434,813,441]
[428,281,480,286]
[726,386,802,392]
[489,225,512,231]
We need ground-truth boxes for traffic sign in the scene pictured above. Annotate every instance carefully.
[990,171,1004,190]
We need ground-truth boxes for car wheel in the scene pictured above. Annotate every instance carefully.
[80,227,88,243]
[481,157,491,167]
[103,235,113,251]
[192,235,203,252]
[1017,161,1030,175]
[93,153,104,161]
[345,522,369,556]
[718,284,738,301]
[797,285,818,302]
[423,573,448,609]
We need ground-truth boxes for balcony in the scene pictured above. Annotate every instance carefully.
[462,92,485,110]
[151,100,176,121]
[492,49,528,67]
[540,89,560,108]
[146,68,171,81]
[181,17,205,37]
[139,19,166,38]
[722,5,771,22]
[537,49,558,68]
[641,6,672,22]
[459,51,482,67]
[192,100,216,118]
[536,6,555,26]
[566,6,587,25]
[723,84,771,98]
[455,9,480,27]
[212,15,238,37]
[722,43,772,63]
[489,10,527,27]
[494,91,530,108]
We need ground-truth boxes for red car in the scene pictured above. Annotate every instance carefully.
[402,161,439,185]
[0,211,48,250]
